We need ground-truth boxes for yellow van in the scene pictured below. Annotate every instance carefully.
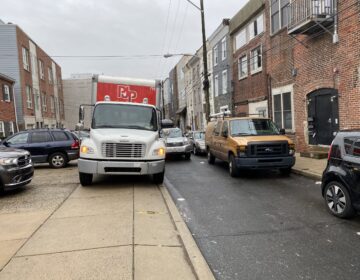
[205,117,295,177]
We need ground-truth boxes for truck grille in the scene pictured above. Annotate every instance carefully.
[102,143,145,158]
[248,142,288,157]
[17,155,31,167]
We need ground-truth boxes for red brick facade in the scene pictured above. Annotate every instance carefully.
[0,74,16,138]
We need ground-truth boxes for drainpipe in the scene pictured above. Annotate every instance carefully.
[333,0,339,44]
[267,75,272,119]
[12,84,19,132]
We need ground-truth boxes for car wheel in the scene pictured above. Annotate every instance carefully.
[324,181,355,218]
[280,168,292,176]
[79,172,93,186]
[229,154,239,177]
[185,153,191,160]
[153,171,165,184]
[207,150,215,164]
[49,153,67,168]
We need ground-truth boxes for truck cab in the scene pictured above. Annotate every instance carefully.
[77,101,166,186]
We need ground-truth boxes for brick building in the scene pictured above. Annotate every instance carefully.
[230,0,268,117]
[266,0,360,152]
[0,73,16,138]
[0,20,65,130]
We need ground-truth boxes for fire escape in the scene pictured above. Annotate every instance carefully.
[288,0,338,43]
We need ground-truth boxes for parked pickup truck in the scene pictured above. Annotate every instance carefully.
[205,116,295,177]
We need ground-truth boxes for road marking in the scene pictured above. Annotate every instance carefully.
[315,181,322,185]
[177,198,185,201]
[356,232,360,236]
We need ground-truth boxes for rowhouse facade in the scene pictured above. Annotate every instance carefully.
[0,73,16,138]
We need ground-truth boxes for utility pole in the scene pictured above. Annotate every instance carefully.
[200,0,210,123]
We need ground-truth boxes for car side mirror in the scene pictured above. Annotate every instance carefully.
[279,128,286,135]
[223,130,228,138]
[75,123,84,131]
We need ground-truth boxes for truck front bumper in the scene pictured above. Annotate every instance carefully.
[235,156,295,169]
[78,158,165,175]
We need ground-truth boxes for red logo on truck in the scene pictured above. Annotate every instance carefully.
[117,85,137,102]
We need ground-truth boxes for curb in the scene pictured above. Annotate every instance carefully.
[292,168,322,181]
[159,181,215,280]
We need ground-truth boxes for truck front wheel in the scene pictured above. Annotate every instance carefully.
[152,171,165,185]
[79,172,93,186]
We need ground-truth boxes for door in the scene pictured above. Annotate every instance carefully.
[308,89,339,145]
[28,131,53,163]
[5,132,30,150]
[212,121,223,158]
[218,121,229,161]
[343,137,360,195]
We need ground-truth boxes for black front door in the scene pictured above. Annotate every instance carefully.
[308,89,339,145]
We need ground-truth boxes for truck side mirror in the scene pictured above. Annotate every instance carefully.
[75,123,84,131]
[279,128,286,135]
[79,106,85,123]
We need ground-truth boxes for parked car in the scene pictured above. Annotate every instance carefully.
[188,131,206,155]
[1,129,79,168]
[0,147,34,193]
[205,116,295,177]
[161,128,192,160]
[321,130,360,218]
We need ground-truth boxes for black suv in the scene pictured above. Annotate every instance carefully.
[1,129,79,168]
[322,131,360,218]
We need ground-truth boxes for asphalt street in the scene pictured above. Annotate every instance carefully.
[165,155,360,280]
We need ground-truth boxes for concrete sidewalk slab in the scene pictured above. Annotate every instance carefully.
[135,246,196,280]
[0,239,26,270]
[293,153,327,180]
[17,214,132,256]
[1,246,132,280]
[71,183,133,199]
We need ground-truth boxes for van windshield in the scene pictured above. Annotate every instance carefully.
[92,104,157,131]
[230,119,279,136]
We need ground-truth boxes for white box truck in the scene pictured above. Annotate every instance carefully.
[77,75,166,186]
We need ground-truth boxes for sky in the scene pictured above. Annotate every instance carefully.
[0,0,248,80]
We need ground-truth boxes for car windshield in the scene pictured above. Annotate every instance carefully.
[92,104,157,131]
[161,128,183,138]
[230,119,279,136]
[194,132,205,140]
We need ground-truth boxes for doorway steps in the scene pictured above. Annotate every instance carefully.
[300,146,330,159]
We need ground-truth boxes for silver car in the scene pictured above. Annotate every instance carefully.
[161,128,192,160]
[188,131,206,155]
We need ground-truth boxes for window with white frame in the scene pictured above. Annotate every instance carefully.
[273,92,293,130]
[39,60,45,80]
[238,55,248,79]
[214,46,218,66]
[48,67,53,84]
[50,96,55,113]
[221,37,227,60]
[3,85,11,102]
[250,13,264,40]
[26,86,32,109]
[22,47,30,71]
[271,0,289,34]
[42,92,47,112]
[235,29,246,51]
[0,121,4,138]
[9,121,15,135]
[250,46,262,73]
[34,89,40,111]
[214,75,219,97]
[222,70,228,94]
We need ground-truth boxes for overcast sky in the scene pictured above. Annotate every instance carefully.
[1,0,248,80]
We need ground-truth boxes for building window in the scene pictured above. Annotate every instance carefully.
[273,92,293,130]
[48,67,53,84]
[214,75,219,97]
[39,60,45,80]
[0,121,4,138]
[3,85,11,102]
[214,46,218,66]
[34,89,41,111]
[50,96,55,113]
[271,0,289,34]
[250,46,262,74]
[221,37,227,60]
[22,47,30,71]
[9,121,15,135]
[42,92,47,112]
[250,13,264,40]
[222,70,228,94]
[235,29,246,51]
[238,55,248,79]
[26,86,33,109]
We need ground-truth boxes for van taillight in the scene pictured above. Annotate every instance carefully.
[71,140,80,149]
[328,145,333,160]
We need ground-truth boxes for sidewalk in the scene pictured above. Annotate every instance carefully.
[0,181,214,280]
[292,153,327,180]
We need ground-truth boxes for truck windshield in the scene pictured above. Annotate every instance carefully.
[230,119,279,136]
[92,104,158,131]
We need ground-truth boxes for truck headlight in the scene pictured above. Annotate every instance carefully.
[0,157,18,166]
[153,148,166,156]
[289,144,295,156]
[81,146,94,154]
